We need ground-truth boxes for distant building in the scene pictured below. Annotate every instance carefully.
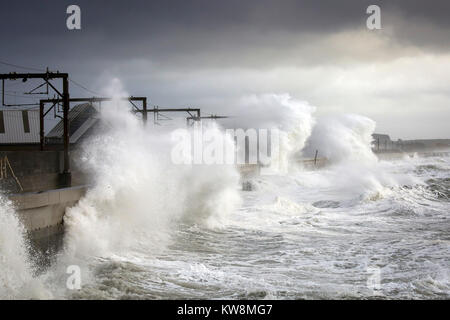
[372,133,390,149]
[372,133,391,144]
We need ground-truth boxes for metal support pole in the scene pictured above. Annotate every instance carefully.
[39,101,44,151]
[0,72,73,186]
[61,75,71,187]
[143,97,147,124]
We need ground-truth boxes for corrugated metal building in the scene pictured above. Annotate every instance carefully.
[0,109,40,143]
[0,103,99,145]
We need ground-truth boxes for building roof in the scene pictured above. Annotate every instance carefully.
[46,103,99,144]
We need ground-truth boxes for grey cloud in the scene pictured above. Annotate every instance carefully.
[0,1,449,139]
[2,0,449,68]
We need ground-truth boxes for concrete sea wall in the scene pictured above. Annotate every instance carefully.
[0,150,88,193]
[9,185,87,251]
[0,150,62,193]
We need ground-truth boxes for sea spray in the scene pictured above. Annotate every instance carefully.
[63,79,241,261]
[305,114,378,164]
[0,85,443,299]
[228,95,403,198]
[301,114,420,201]
[231,93,316,173]
[0,194,51,299]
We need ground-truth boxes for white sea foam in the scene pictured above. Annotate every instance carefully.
[63,79,242,261]
[2,84,448,299]
[0,194,51,299]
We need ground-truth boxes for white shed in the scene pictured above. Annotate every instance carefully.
[0,109,40,144]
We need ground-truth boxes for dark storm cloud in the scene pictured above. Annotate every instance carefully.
[1,1,449,139]
[1,0,449,68]
[1,0,366,62]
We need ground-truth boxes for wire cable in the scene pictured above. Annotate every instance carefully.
[1,59,101,96]
[0,60,45,72]
[68,78,100,96]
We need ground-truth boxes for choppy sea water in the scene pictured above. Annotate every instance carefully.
[65,154,450,300]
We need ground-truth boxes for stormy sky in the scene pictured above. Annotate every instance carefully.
[0,0,449,139]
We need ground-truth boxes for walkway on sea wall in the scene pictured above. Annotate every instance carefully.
[375,150,450,160]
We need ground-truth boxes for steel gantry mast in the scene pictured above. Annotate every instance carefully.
[1,71,71,186]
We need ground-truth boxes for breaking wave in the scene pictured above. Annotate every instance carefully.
[63,79,241,260]
[1,86,448,299]
[0,194,51,299]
